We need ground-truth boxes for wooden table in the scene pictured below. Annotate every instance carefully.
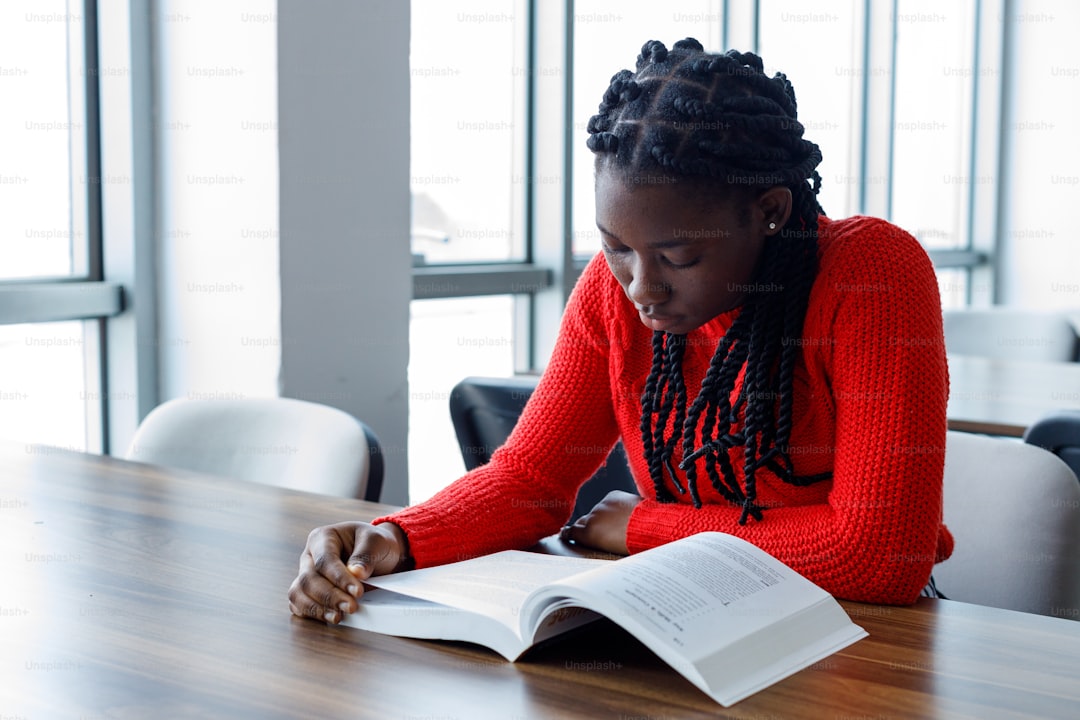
[947,354,1080,437]
[2,446,1079,719]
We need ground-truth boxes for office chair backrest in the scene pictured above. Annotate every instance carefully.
[449,376,637,522]
[1024,410,1080,483]
[126,397,383,501]
[942,308,1080,362]
[934,431,1080,618]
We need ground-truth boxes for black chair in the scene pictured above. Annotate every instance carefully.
[1024,410,1080,483]
[449,375,637,522]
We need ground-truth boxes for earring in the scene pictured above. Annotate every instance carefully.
[768,222,777,230]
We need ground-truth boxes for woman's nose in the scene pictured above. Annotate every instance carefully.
[626,262,670,308]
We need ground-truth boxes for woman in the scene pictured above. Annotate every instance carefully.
[288,39,952,624]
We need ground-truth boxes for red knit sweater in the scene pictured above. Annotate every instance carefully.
[379,216,954,605]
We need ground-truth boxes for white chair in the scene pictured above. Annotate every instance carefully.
[934,431,1080,618]
[126,397,383,501]
[942,308,1079,362]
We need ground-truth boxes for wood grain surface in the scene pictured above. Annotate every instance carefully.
[2,444,1078,719]
[947,354,1080,437]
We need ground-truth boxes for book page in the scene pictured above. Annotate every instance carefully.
[362,550,604,639]
[528,533,824,659]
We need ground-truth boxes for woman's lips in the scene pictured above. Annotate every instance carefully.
[639,311,681,333]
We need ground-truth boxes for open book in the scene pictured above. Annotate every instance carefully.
[341,532,867,707]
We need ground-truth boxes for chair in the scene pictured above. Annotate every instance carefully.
[933,430,1080,618]
[1024,409,1080,483]
[449,375,637,522]
[126,397,383,501]
[942,308,1080,362]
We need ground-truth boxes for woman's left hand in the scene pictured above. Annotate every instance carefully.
[559,490,642,555]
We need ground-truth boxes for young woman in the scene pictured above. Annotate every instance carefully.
[288,39,953,624]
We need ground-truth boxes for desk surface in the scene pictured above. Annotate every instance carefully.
[947,354,1080,437]
[2,446,1079,719]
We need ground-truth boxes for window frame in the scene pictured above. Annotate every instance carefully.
[409,0,1001,374]
[0,0,124,453]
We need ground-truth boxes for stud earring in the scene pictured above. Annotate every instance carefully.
[768,222,777,230]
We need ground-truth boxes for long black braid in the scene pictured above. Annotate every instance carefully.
[587,38,828,524]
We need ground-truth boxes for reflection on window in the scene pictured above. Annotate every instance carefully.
[410,0,527,265]
[0,322,88,450]
[0,2,86,279]
[571,1,724,257]
[408,296,517,502]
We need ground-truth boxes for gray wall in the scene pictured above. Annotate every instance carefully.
[278,1,412,504]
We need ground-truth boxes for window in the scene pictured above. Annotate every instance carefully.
[408,296,517,502]
[0,1,118,451]
[407,0,1017,500]
[410,0,528,265]
[0,2,89,281]
[758,0,862,220]
[0,322,89,450]
[571,1,724,256]
[408,1,530,498]
[890,0,978,251]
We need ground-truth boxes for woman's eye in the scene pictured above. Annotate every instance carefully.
[663,256,700,269]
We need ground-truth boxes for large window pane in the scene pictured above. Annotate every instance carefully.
[890,0,978,250]
[0,1,88,279]
[408,296,517,502]
[571,2,724,257]
[0,2,100,452]
[410,0,527,265]
[759,0,861,220]
[0,322,88,450]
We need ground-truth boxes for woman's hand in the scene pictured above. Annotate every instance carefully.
[559,490,641,555]
[288,521,408,624]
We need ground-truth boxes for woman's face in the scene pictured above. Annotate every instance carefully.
[595,169,780,335]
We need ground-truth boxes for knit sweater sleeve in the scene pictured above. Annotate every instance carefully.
[373,254,620,567]
[625,217,952,604]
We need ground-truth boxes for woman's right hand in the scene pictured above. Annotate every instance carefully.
[287,521,408,624]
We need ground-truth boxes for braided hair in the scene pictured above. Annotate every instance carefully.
[587,38,827,524]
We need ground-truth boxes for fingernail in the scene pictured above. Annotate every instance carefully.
[338,601,351,614]
[347,584,359,597]
[347,564,365,577]
[324,610,338,623]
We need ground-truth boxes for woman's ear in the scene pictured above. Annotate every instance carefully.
[756,186,794,235]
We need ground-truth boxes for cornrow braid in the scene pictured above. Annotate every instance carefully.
[588,39,828,523]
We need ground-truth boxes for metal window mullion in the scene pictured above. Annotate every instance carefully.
[517,0,539,373]
[926,249,990,269]
[97,0,160,456]
[66,0,89,279]
[0,282,123,324]
[963,0,981,305]
[752,0,760,54]
[527,0,573,372]
[858,0,897,217]
[973,0,1007,307]
[83,0,103,284]
[82,0,107,452]
[412,265,552,300]
[724,0,757,52]
[884,0,898,220]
